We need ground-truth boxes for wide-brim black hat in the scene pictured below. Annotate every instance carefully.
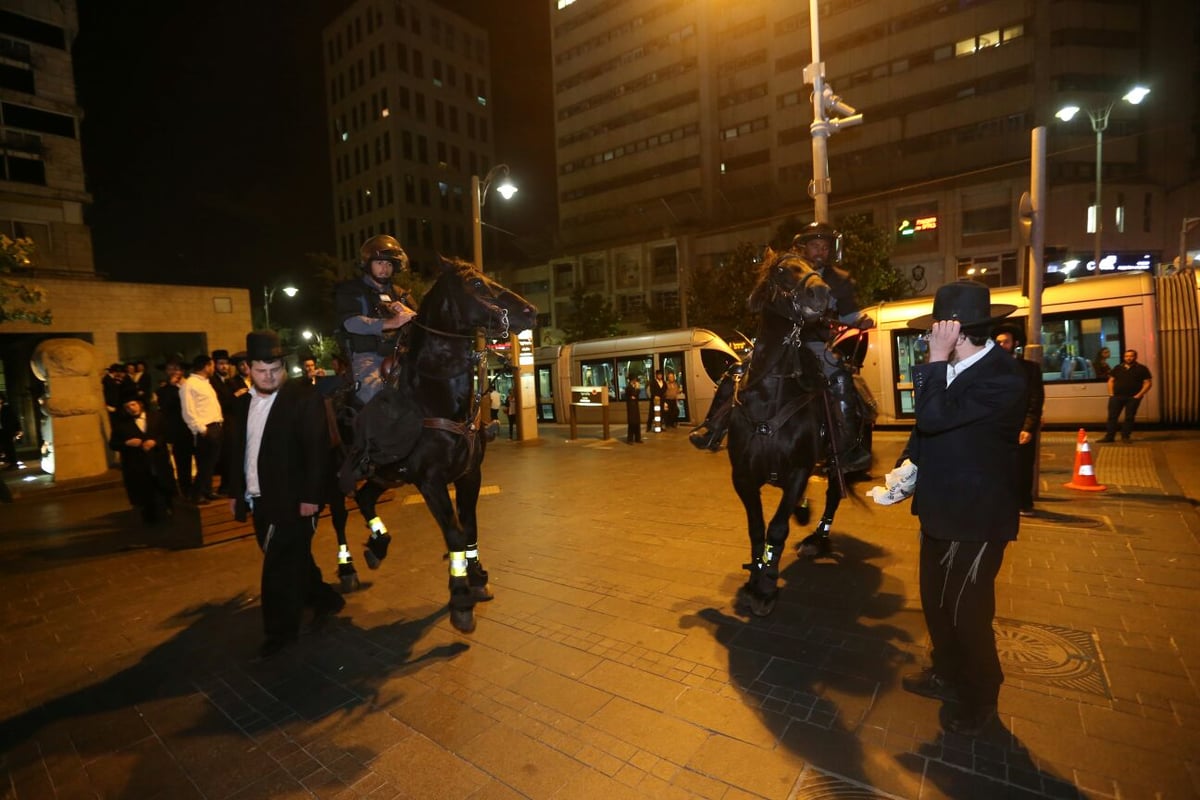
[245,330,290,362]
[907,280,1017,330]
[117,382,142,404]
[211,349,230,361]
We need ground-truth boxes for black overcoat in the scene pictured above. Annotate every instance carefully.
[905,345,1026,542]
[225,379,330,526]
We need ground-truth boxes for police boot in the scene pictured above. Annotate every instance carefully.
[829,370,872,473]
[689,366,741,451]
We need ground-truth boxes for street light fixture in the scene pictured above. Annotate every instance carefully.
[471,164,518,271]
[1055,85,1150,274]
[262,283,298,329]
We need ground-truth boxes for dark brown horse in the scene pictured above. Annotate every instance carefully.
[727,250,841,617]
[359,258,537,632]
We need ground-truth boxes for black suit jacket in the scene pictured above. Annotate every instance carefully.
[905,344,1026,542]
[109,409,174,501]
[226,379,330,525]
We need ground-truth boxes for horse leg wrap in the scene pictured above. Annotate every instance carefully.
[338,544,353,565]
[448,575,475,610]
[449,551,468,578]
[363,519,392,569]
[816,517,833,537]
[465,545,493,601]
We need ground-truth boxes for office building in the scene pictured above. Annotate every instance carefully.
[323,0,497,271]
[542,0,1199,333]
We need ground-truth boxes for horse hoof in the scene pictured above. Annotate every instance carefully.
[339,572,361,593]
[363,548,381,569]
[750,592,778,617]
[450,608,476,633]
[470,583,494,602]
[793,499,811,526]
[798,533,832,558]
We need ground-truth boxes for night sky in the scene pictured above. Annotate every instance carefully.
[73,0,555,309]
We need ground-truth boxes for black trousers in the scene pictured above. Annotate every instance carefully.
[918,534,1008,710]
[1105,395,1141,440]
[170,435,195,496]
[192,422,222,498]
[252,507,336,638]
[1018,433,1037,511]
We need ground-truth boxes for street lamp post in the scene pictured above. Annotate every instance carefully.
[1056,86,1150,273]
[471,164,517,271]
[262,283,298,329]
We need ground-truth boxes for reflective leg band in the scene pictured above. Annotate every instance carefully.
[466,546,479,560]
[338,544,351,564]
[449,551,468,577]
[762,543,774,566]
[368,516,387,535]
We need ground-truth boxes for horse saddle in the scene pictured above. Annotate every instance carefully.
[337,385,423,495]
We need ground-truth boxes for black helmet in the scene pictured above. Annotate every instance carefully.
[791,222,842,266]
[359,234,408,271]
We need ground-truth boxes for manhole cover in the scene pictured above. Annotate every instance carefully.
[996,618,1110,698]
[794,772,895,799]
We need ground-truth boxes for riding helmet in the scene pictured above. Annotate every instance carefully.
[792,222,842,266]
[359,234,409,271]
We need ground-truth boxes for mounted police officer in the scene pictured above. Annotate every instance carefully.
[689,221,875,472]
[335,234,417,405]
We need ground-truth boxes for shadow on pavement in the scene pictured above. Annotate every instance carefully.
[897,718,1084,799]
[0,594,466,798]
[680,534,914,792]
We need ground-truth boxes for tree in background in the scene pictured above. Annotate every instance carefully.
[561,285,622,342]
[771,214,911,305]
[685,242,762,336]
[0,236,50,325]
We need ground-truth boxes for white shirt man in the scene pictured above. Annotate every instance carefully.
[182,361,222,435]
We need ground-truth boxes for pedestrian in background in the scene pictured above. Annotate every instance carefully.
[901,280,1025,737]
[109,388,176,524]
[181,354,223,504]
[155,360,195,498]
[1092,347,1112,381]
[663,371,681,428]
[0,391,22,469]
[1101,349,1152,443]
[506,392,518,440]
[624,375,643,444]
[225,330,342,658]
[994,326,1044,517]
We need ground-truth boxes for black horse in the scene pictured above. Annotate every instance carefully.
[351,257,537,632]
[727,249,846,617]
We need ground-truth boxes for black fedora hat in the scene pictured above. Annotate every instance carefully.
[245,330,290,362]
[907,280,1017,330]
[211,349,230,361]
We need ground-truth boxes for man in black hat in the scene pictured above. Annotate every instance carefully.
[900,280,1026,736]
[109,387,176,523]
[225,330,343,657]
[994,325,1044,516]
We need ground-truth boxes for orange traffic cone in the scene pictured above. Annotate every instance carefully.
[1063,428,1106,492]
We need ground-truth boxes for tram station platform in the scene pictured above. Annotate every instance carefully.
[1,425,1198,799]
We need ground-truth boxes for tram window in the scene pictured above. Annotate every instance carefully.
[579,359,615,396]
[700,347,738,383]
[1039,309,1121,383]
[615,354,652,398]
[660,350,690,422]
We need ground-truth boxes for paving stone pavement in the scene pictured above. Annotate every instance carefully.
[1,426,1198,799]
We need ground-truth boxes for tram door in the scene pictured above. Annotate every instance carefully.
[535,364,557,422]
[659,350,688,422]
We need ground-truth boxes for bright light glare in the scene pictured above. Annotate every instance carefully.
[1055,105,1080,122]
[302,330,314,341]
[1123,86,1150,105]
[282,286,299,297]
[496,180,518,200]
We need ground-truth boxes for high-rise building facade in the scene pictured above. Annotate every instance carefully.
[323,0,497,272]
[0,0,93,273]
[543,0,1198,332]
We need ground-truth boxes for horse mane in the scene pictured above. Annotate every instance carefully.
[746,248,818,314]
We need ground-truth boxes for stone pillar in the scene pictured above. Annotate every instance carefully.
[30,338,110,480]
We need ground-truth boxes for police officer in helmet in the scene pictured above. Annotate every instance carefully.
[689,221,874,472]
[335,235,417,404]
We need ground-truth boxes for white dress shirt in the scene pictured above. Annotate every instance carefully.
[243,388,279,499]
[946,339,995,387]
[181,373,222,434]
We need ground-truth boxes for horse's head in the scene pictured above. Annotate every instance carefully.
[418,258,539,339]
[747,248,831,327]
